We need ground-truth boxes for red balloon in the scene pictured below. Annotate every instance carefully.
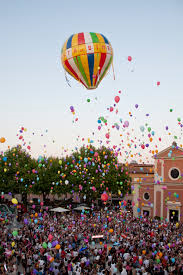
[128,56,132,62]
[110,107,114,112]
[101,193,108,201]
[157,81,160,86]
[114,96,120,103]
[105,133,110,139]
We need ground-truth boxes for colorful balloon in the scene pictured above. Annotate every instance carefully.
[0,137,6,143]
[124,121,129,127]
[114,96,120,103]
[61,32,113,89]
[105,133,110,139]
[101,193,108,201]
[12,198,18,205]
[140,126,145,132]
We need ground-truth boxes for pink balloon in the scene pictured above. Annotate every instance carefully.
[105,133,110,139]
[48,234,53,241]
[128,56,132,61]
[101,193,108,201]
[114,96,120,103]
[124,121,129,127]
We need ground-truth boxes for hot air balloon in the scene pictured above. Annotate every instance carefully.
[61,32,113,89]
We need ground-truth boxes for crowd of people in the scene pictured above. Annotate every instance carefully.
[0,203,183,275]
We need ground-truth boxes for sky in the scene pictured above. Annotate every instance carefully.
[0,0,183,162]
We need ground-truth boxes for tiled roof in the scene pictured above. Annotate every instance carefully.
[128,164,154,174]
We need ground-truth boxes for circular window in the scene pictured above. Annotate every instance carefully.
[169,168,180,180]
[144,192,150,200]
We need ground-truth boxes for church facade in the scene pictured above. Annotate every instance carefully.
[132,142,183,222]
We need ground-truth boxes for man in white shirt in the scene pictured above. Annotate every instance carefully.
[143,258,149,268]
[121,267,127,275]
[123,252,130,261]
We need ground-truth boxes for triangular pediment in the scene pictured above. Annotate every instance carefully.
[154,142,183,159]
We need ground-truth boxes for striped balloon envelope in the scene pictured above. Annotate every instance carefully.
[61,32,113,89]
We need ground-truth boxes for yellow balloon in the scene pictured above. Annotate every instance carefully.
[12,198,18,205]
[11,242,15,247]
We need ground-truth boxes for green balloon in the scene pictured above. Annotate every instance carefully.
[42,242,47,249]
[12,230,18,236]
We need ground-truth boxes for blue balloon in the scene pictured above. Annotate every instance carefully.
[84,158,88,163]
[137,208,141,213]
[140,126,145,132]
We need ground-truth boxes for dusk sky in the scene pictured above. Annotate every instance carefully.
[1,0,183,162]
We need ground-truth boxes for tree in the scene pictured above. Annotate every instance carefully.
[63,145,131,203]
[0,145,36,204]
[31,156,73,202]
[0,145,131,205]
